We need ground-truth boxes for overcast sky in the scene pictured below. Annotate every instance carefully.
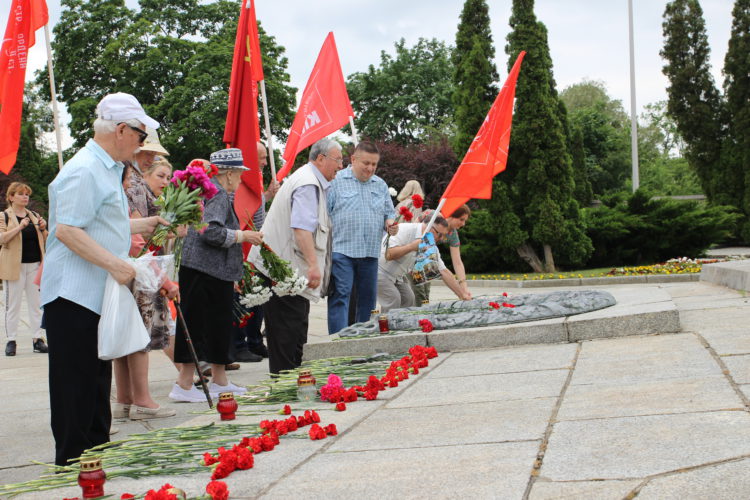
[3,0,736,148]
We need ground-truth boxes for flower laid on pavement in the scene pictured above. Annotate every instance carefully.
[419,318,434,332]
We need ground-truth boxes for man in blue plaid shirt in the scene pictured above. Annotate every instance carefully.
[326,141,398,334]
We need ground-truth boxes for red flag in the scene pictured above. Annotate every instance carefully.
[224,0,264,228]
[276,32,353,181]
[440,51,525,217]
[0,0,49,174]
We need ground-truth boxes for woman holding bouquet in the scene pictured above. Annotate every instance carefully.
[169,149,263,403]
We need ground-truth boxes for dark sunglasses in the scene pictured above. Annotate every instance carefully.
[119,123,148,143]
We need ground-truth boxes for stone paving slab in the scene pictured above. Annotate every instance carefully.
[722,354,750,384]
[540,411,750,480]
[701,259,750,292]
[557,376,744,421]
[566,301,680,341]
[637,457,750,500]
[569,334,722,386]
[260,441,539,499]
[698,328,750,355]
[327,398,556,452]
[302,332,428,361]
[426,318,566,351]
[427,343,576,378]
[528,479,641,500]
[386,368,569,409]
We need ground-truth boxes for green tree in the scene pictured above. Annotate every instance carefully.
[451,0,499,156]
[502,0,592,272]
[723,0,750,239]
[43,0,296,166]
[560,80,631,195]
[346,38,454,144]
[661,0,727,202]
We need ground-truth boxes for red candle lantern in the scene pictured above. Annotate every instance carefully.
[217,392,238,420]
[78,457,106,499]
[378,315,389,333]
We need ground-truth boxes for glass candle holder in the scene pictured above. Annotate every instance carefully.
[378,315,389,333]
[370,309,380,322]
[78,457,106,499]
[297,369,318,401]
[217,392,238,421]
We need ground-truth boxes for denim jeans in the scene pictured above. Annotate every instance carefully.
[327,253,378,334]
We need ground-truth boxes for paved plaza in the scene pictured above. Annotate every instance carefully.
[0,276,748,498]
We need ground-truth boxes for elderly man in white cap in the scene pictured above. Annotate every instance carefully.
[41,92,168,467]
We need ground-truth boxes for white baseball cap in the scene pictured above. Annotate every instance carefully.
[96,92,160,129]
[139,127,170,155]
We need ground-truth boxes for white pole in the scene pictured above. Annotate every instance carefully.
[349,116,359,146]
[627,0,639,191]
[422,198,446,237]
[44,24,64,170]
[258,80,276,180]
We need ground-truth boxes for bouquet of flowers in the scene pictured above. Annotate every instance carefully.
[146,160,219,271]
[151,160,218,248]
[237,262,272,308]
[244,215,309,297]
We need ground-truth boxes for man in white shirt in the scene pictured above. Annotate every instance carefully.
[377,216,471,311]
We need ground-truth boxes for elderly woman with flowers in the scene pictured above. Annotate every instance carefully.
[169,149,263,403]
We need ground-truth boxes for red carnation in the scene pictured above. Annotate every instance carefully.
[286,416,298,431]
[206,480,229,500]
[282,404,292,415]
[502,292,509,297]
[203,452,219,466]
[502,302,516,308]
[411,194,424,209]
[425,346,438,359]
[308,424,327,440]
[489,302,500,309]
[121,495,136,500]
[364,389,378,400]
[335,402,346,411]
[398,205,414,222]
[324,423,338,436]
[418,319,434,333]
[211,460,234,480]
[235,447,254,470]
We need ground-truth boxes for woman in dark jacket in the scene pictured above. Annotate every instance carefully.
[168,149,263,403]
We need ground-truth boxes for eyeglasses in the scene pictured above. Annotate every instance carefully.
[431,227,449,241]
[322,154,344,165]
[119,123,148,144]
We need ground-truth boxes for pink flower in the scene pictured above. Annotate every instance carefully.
[320,373,344,402]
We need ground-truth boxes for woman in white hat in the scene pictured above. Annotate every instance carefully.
[168,149,263,402]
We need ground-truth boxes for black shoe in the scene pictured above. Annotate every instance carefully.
[5,341,16,356]
[235,349,263,362]
[33,338,48,353]
[248,344,269,358]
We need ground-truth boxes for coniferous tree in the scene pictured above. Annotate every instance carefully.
[503,0,591,271]
[451,0,499,157]
[661,0,725,202]
[723,0,750,238]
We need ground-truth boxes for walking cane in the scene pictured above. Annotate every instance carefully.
[173,300,213,408]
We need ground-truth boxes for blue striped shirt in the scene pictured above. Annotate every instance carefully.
[327,166,395,259]
[41,139,131,314]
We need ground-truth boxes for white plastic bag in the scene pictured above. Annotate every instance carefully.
[98,273,150,360]
[131,253,175,294]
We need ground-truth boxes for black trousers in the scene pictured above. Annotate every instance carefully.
[263,292,310,374]
[45,298,111,467]
[175,266,234,365]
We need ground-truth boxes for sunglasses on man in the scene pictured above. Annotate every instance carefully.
[119,123,148,143]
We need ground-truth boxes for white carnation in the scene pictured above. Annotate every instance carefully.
[272,270,309,297]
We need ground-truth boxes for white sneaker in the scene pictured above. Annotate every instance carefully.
[209,381,247,398]
[112,402,131,419]
[169,383,211,403]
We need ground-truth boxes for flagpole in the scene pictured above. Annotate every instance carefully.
[349,116,359,146]
[422,198,446,237]
[43,24,64,170]
[258,79,276,180]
